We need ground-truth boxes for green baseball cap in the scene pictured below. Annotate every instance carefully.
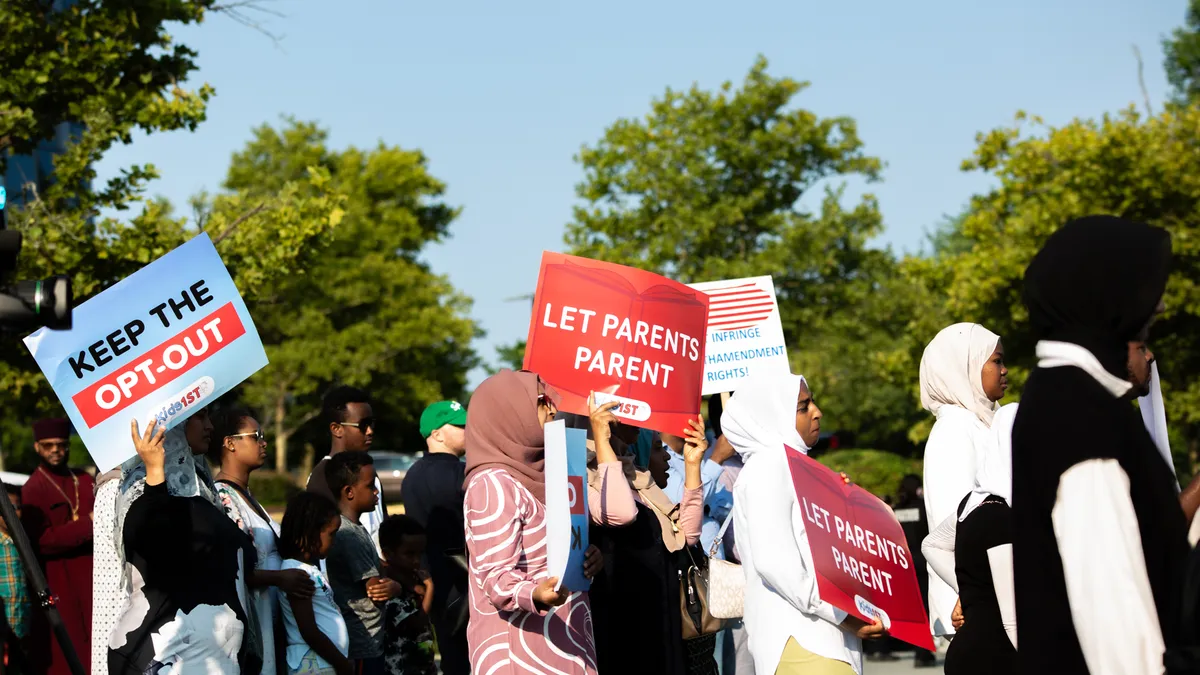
[420,400,467,438]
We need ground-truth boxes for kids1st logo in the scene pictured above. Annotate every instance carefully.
[144,376,215,426]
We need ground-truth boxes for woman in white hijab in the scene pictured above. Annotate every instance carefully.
[725,372,885,675]
[923,403,1018,675]
[919,322,1007,637]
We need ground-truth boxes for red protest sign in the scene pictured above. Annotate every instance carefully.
[785,445,935,651]
[523,252,709,435]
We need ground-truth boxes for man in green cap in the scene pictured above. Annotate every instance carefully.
[400,401,469,675]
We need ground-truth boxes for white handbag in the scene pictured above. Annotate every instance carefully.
[706,510,745,619]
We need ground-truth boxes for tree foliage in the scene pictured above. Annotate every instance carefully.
[491,341,528,374]
[915,105,1200,471]
[565,57,917,448]
[227,120,480,468]
[0,0,224,220]
[1165,0,1200,105]
[0,2,347,470]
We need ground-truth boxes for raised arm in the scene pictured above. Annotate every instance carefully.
[678,486,704,546]
[586,394,637,526]
[587,462,637,526]
[677,414,711,546]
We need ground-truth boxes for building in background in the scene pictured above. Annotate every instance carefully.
[4,121,87,209]
[4,0,87,209]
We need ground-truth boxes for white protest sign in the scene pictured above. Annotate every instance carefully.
[543,419,590,591]
[687,275,790,395]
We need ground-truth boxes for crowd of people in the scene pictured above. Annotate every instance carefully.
[0,213,1198,675]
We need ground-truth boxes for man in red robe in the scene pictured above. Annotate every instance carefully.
[21,418,94,675]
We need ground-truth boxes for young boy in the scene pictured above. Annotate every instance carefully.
[0,484,30,673]
[377,516,437,675]
[324,452,397,675]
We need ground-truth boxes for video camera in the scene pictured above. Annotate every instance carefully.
[0,186,72,330]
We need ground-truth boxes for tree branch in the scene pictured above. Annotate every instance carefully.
[213,202,268,244]
[282,407,323,439]
[1132,44,1155,118]
[211,1,288,49]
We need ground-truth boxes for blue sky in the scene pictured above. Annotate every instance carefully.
[95,0,1188,387]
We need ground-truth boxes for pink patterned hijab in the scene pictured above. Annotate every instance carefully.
[464,370,556,503]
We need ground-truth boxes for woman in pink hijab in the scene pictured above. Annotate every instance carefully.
[462,370,636,675]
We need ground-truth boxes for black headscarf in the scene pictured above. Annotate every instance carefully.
[1023,215,1171,377]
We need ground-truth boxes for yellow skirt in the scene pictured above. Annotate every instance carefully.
[774,638,856,675]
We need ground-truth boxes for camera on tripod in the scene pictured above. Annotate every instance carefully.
[0,186,72,330]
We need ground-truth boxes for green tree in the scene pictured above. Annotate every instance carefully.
[1165,0,1200,104]
[491,341,527,374]
[919,106,1200,473]
[565,57,917,448]
[226,120,479,469]
[0,1,345,470]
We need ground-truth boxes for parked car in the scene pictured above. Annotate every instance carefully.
[0,471,29,487]
[369,451,422,504]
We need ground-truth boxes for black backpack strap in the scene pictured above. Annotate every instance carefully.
[956,493,971,519]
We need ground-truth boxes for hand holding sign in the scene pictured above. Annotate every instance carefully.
[533,578,569,608]
[681,414,708,465]
[842,615,887,641]
[130,418,166,484]
[587,391,621,456]
[583,545,604,580]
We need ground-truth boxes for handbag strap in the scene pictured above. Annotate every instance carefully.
[708,508,735,559]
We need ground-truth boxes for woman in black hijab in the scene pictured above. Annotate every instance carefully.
[1012,215,1187,675]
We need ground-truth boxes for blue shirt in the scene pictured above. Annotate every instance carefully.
[664,446,733,559]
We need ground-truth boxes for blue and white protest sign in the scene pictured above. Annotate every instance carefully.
[688,275,790,394]
[23,234,268,472]
[544,419,591,592]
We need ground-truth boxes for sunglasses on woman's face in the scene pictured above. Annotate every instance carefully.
[341,417,376,432]
[229,430,266,443]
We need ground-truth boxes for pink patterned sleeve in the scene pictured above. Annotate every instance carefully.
[678,485,704,546]
[587,461,637,526]
[464,473,543,615]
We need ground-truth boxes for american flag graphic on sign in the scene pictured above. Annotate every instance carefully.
[705,282,777,331]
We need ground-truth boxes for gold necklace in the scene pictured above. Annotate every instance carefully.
[37,466,79,521]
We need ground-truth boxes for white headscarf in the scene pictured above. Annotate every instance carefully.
[722,372,808,462]
[960,402,1017,521]
[920,322,1002,427]
[1139,362,1175,481]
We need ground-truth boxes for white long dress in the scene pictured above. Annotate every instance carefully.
[91,477,123,675]
[217,482,283,675]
